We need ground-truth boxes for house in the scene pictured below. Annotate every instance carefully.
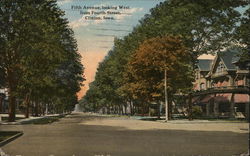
[192,49,249,119]
[193,59,213,91]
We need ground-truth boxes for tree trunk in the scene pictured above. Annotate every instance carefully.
[8,84,16,122]
[157,103,161,119]
[115,106,120,115]
[7,70,17,122]
[8,95,16,122]
[32,101,35,116]
[119,105,123,115]
[144,104,148,116]
[24,94,30,118]
[107,106,110,114]
[39,103,43,116]
[129,101,133,115]
[124,103,127,115]
[188,94,193,121]
[34,102,39,117]
[142,102,147,116]
[168,99,172,120]
[42,103,46,116]
[0,96,3,113]
[25,90,32,118]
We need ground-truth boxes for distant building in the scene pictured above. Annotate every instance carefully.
[192,49,249,119]
[0,88,8,113]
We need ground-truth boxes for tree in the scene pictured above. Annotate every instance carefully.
[81,0,247,115]
[143,0,247,56]
[0,0,29,121]
[122,36,193,116]
[115,0,247,102]
[236,7,250,62]
[0,0,84,121]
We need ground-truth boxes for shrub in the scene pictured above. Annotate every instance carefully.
[192,106,203,118]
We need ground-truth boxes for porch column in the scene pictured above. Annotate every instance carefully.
[230,93,235,118]
[245,103,249,121]
[243,76,247,86]
[213,94,219,117]
[45,104,48,115]
[206,102,210,116]
[0,96,2,113]
[214,102,219,117]
[207,79,211,89]
[228,75,234,86]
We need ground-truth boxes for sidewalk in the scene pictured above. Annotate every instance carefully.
[79,113,249,133]
[157,119,248,124]
[90,113,248,123]
[0,114,62,125]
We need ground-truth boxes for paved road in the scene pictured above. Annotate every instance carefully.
[0,113,249,156]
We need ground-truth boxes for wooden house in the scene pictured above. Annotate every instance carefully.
[192,49,249,119]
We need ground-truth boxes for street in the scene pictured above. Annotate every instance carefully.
[0,113,249,156]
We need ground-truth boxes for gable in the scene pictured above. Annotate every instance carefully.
[219,50,238,70]
[210,49,239,73]
[214,59,226,74]
[211,57,225,74]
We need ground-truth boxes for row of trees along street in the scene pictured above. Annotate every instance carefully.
[0,0,85,122]
[80,0,249,118]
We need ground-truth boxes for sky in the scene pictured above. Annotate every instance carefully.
[57,0,166,99]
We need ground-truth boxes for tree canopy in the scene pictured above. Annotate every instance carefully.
[0,0,84,121]
[80,0,248,115]
[122,36,193,103]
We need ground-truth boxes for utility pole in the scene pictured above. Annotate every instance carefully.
[165,69,168,121]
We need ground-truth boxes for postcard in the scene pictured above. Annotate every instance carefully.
[0,0,249,155]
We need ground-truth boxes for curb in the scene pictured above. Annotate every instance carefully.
[0,114,65,125]
[155,120,248,124]
[0,122,20,125]
[0,132,23,147]
[19,116,49,124]
[19,114,65,124]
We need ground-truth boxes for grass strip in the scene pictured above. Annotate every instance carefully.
[21,115,65,125]
[0,131,23,147]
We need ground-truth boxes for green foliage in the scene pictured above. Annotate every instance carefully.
[237,7,250,47]
[0,131,21,142]
[0,67,4,87]
[0,0,84,120]
[123,36,193,103]
[236,7,250,62]
[192,106,203,118]
[145,0,247,55]
[80,0,248,115]
[22,115,65,125]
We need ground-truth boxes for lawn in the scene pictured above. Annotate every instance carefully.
[22,115,65,124]
[1,116,25,121]
[0,131,20,142]
[1,115,65,124]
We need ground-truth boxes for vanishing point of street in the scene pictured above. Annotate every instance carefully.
[0,113,248,156]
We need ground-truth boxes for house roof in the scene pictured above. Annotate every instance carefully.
[197,59,213,71]
[217,49,240,70]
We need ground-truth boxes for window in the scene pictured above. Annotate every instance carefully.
[200,83,205,90]
[216,61,225,73]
